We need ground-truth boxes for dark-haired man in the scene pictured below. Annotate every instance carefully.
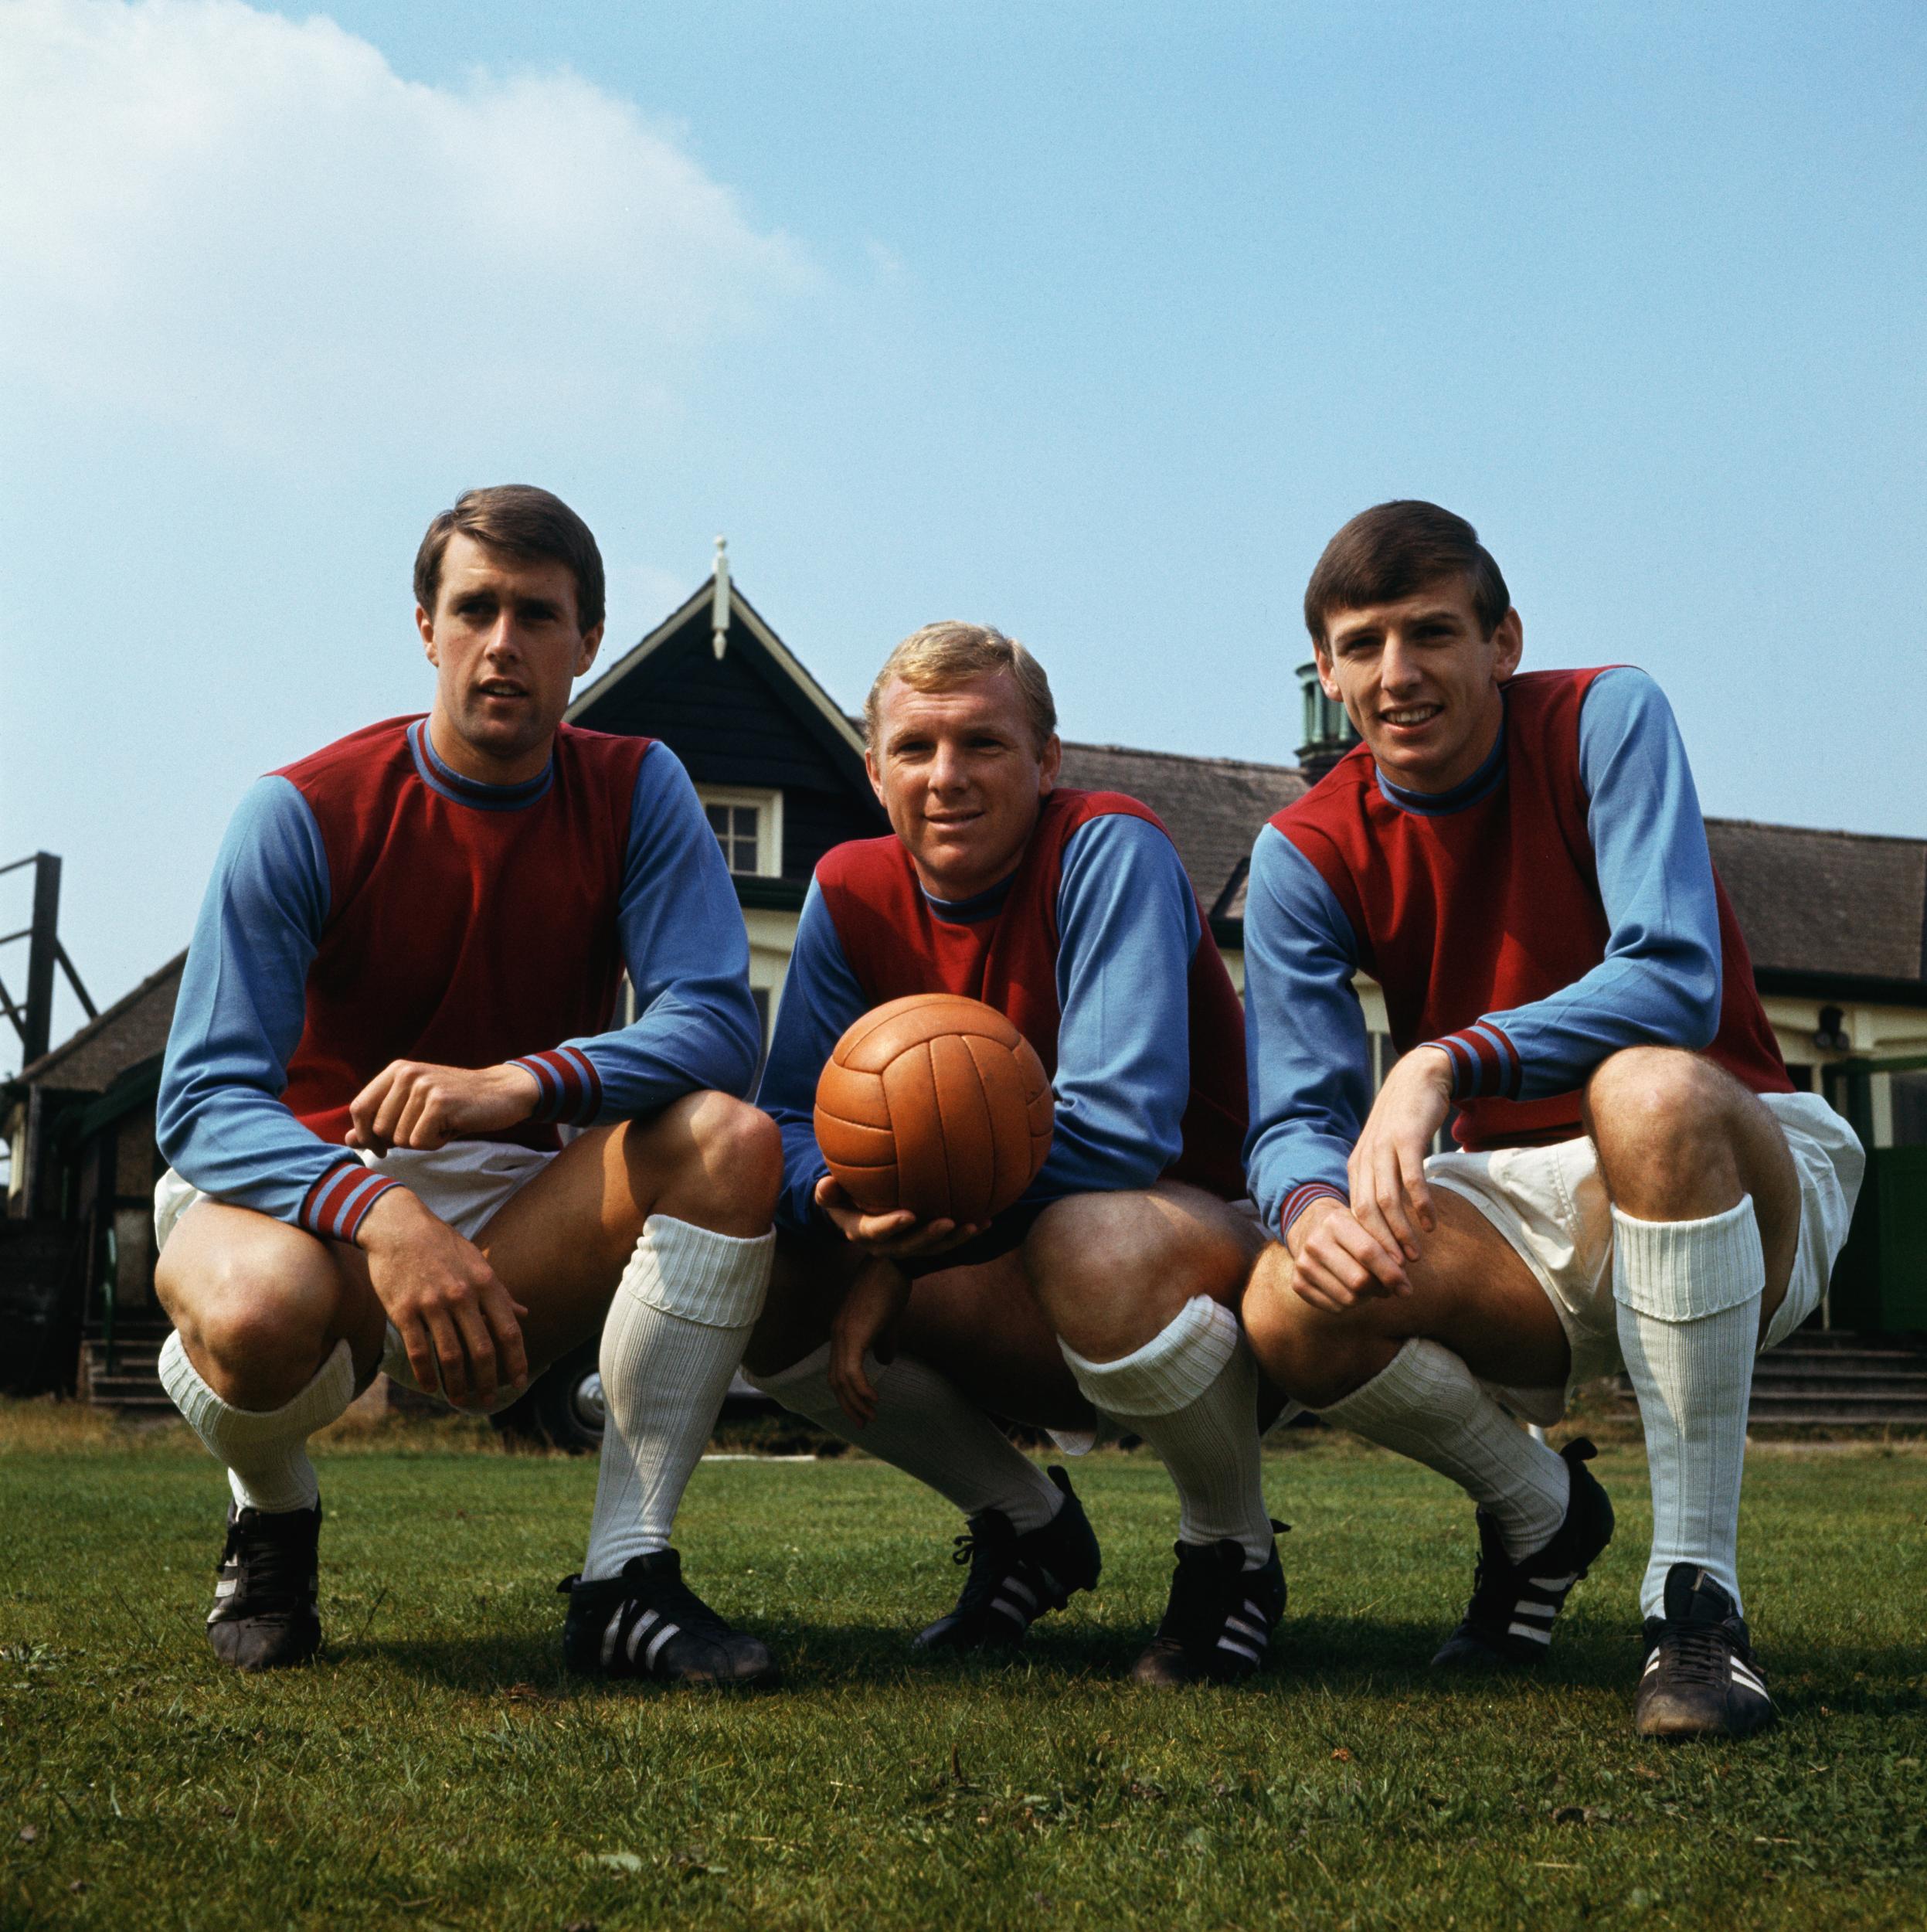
[1241,502,1862,1737]
[155,485,783,1683]
[746,622,1284,1686]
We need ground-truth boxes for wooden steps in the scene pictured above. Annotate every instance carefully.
[79,1322,175,1413]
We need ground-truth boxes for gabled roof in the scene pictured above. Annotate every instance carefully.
[10,951,185,1094]
[569,576,872,799]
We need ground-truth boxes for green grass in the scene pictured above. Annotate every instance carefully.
[3,1409,1924,1930]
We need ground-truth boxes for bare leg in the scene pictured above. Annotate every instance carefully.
[1242,1188,1568,1408]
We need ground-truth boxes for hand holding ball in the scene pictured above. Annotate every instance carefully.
[814,994,1053,1225]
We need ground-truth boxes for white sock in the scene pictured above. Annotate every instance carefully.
[1061,1297,1273,1565]
[158,1331,355,1514]
[1320,1338,1571,1561]
[747,1343,1063,1533]
[579,1216,774,1581]
[1613,1196,1763,1619]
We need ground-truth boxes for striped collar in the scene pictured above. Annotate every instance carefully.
[407,719,555,811]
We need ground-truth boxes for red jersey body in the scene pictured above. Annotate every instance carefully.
[277,716,653,1149]
[1271,668,1790,1151]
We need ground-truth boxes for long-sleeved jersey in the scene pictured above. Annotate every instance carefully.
[760,789,1249,1233]
[1244,666,1790,1239]
[158,715,760,1243]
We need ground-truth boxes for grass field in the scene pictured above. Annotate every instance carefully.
[3,1407,1923,1931]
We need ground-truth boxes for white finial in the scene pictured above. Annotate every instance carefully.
[711,536,731,659]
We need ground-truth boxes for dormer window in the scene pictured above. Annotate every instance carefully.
[697,785,783,878]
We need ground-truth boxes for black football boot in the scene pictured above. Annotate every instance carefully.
[913,1466,1101,1651]
[1432,1437,1614,1669]
[206,1499,323,1672]
[1130,1529,1287,1685]
[559,1549,779,1687]
[1634,1563,1776,1740]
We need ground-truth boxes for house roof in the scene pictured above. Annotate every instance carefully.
[10,951,185,1094]
[1705,818,1927,992]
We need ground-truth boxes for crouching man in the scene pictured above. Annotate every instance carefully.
[155,486,783,1682]
[1241,501,1863,1736]
[746,623,1283,1684]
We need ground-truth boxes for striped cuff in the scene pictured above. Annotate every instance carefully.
[1428,1023,1522,1102]
[512,1046,603,1124]
[300,1162,399,1244]
[1280,1181,1348,1240]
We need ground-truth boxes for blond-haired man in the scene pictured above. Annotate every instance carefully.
[746,624,1283,1684]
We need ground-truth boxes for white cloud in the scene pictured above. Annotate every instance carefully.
[0,0,811,451]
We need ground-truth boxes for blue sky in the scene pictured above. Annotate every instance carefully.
[3,0,1923,1065]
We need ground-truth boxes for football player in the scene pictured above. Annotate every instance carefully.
[746,623,1285,1684]
[1240,501,1863,1736]
[154,486,783,1683]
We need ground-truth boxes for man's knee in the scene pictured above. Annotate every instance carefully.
[1025,1189,1248,1359]
[1241,1243,1382,1409]
[1584,1049,1742,1206]
[167,1251,339,1381]
[640,1090,784,1230]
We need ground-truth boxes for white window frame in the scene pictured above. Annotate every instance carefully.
[696,784,783,879]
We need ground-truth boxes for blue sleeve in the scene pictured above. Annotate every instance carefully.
[156,777,390,1240]
[1240,825,1368,1239]
[515,745,761,1122]
[754,879,866,1229]
[1025,813,1198,1202]
[1426,668,1724,1102]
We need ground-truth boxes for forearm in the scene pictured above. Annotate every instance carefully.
[158,1071,393,1240]
[522,980,761,1125]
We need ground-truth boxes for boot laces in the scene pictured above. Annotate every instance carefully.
[227,1514,314,1608]
[947,1513,1022,1616]
[1157,1545,1242,1646]
[1658,1619,1732,1687]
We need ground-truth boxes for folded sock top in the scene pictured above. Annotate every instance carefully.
[1612,1195,1764,1322]
[1060,1294,1240,1417]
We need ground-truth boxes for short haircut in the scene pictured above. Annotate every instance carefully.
[1303,500,1511,647]
[863,621,1058,753]
[413,485,606,634]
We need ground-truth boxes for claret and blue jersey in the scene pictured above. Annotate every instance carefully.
[158,716,762,1244]
[758,787,1249,1233]
[1242,666,1793,1241]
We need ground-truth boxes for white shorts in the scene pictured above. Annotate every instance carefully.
[1426,1090,1866,1398]
[154,1140,556,1254]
